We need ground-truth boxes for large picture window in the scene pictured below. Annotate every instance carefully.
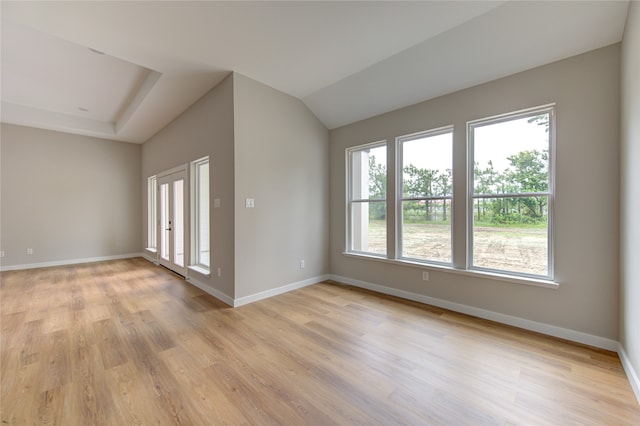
[397,128,453,264]
[347,142,387,255]
[468,106,554,278]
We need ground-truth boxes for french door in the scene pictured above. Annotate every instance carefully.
[157,168,187,276]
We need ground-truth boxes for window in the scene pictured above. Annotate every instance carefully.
[147,175,157,250]
[468,106,554,278]
[344,105,555,284]
[191,157,210,269]
[347,142,387,255]
[397,128,453,264]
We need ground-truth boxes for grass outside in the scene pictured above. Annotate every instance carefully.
[367,220,547,276]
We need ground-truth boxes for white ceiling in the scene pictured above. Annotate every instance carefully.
[0,1,631,144]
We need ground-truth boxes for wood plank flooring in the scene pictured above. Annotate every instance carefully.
[1,258,639,425]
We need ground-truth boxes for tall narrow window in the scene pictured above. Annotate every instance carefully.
[159,182,169,261]
[147,175,157,250]
[469,106,554,278]
[398,128,453,264]
[347,142,387,255]
[191,157,210,269]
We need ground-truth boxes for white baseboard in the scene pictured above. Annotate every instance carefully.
[619,344,640,404]
[140,252,158,265]
[233,275,331,307]
[138,255,234,306]
[141,254,328,309]
[0,253,144,272]
[186,276,235,307]
[186,275,330,308]
[328,274,619,352]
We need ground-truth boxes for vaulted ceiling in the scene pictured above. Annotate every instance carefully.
[1,1,630,143]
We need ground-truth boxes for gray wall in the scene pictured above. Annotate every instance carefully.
[233,73,329,299]
[141,73,236,298]
[330,44,620,341]
[141,72,329,301]
[0,123,141,267]
[620,0,640,393]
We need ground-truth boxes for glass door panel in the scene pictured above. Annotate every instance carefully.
[157,169,188,277]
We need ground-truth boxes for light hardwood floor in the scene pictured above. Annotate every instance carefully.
[1,258,639,425]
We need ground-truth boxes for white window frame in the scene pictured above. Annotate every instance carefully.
[346,141,387,256]
[467,105,555,280]
[190,156,210,273]
[396,126,454,265]
[147,175,157,251]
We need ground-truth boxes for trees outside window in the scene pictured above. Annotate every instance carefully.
[469,107,554,278]
[345,105,554,281]
[398,128,453,264]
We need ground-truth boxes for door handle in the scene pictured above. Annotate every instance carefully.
[165,227,172,231]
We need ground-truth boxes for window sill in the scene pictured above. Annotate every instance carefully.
[188,265,210,277]
[342,252,559,290]
[145,248,157,253]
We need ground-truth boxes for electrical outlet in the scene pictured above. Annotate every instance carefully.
[0,251,5,258]
[300,260,305,269]
[217,267,221,277]
[27,248,33,255]
[245,198,255,208]
[422,271,429,281]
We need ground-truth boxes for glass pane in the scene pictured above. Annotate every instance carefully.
[350,145,386,200]
[472,196,548,276]
[159,183,169,261]
[401,199,451,263]
[351,201,386,255]
[473,113,549,195]
[173,180,184,267]
[197,163,210,267]
[402,132,452,198]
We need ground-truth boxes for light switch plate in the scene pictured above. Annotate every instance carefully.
[245,198,255,208]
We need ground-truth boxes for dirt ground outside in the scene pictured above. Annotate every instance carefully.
[367,221,547,276]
